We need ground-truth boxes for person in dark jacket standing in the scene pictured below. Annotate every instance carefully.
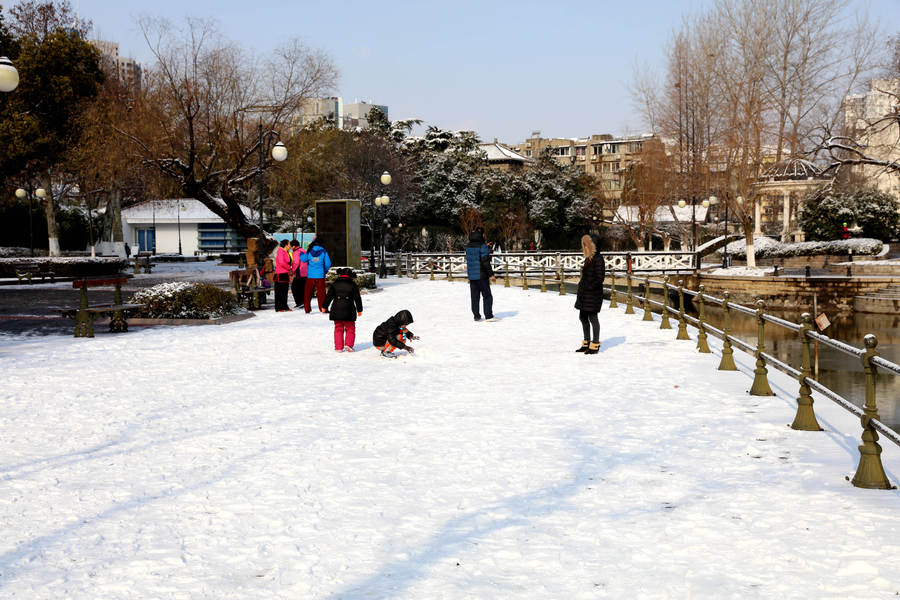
[465,228,496,322]
[373,309,418,358]
[574,234,606,354]
[322,267,363,352]
[289,239,307,309]
[300,238,332,313]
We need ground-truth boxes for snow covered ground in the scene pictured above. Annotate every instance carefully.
[1,277,899,599]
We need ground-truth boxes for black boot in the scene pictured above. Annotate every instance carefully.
[584,341,600,355]
[575,339,589,353]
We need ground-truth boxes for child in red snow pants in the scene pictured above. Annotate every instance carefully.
[334,321,356,351]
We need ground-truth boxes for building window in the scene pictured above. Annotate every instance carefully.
[552,146,570,157]
[575,146,586,156]
[592,145,602,155]
[198,223,247,252]
[525,150,532,157]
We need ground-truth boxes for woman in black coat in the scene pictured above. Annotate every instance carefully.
[574,234,606,354]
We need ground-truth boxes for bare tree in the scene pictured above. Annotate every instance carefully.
[115,18,337,253]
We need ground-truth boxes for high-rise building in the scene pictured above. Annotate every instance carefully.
[90,40,141,88]
[290,98,388,132]
[342,101,388,130]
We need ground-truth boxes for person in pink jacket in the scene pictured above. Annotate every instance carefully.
[289,239,307,309]
[274,239,292,312]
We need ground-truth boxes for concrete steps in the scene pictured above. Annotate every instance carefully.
[854,285,900,313]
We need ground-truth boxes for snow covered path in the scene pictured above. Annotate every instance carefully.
[1,277,899,599]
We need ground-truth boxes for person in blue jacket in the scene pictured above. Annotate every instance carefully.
[465,228,496,321]
[300,238,332,313]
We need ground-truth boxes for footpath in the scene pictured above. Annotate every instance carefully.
[0,275,898,599]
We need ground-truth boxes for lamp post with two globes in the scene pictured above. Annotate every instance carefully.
[15,187,46,257]
[374,171,392,278]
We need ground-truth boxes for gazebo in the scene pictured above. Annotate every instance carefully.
[752,158,830,242]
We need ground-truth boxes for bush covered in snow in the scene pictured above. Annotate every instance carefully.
[723,237,882,259]
[0,256,127,277]
[129,282,241,319]
[798,188,899,241]
[325,268,376,289]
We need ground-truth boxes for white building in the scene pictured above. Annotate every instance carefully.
[90,40,142,88]
[121,199,253,255]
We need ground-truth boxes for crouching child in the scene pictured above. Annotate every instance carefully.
[373,309,418,358]
[322,267,363,352]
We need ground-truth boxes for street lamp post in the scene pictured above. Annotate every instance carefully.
[0,56,19,93]
[374,171,391,278]
[15,187,46,257]
[176,200,183,255]
[678,196,711,252]
[255,121,288,231]
[151,200,157,254]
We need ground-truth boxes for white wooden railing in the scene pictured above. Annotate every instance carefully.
[388,251,697,278]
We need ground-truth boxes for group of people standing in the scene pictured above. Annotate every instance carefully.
[273,238,332,313]
[271,229,606,356]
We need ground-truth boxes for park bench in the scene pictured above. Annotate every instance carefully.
[132,252,154,274]
[58,275,143,337]
[15,264,56,283]
[229,268,271,310]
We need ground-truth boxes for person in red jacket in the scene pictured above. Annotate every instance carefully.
[274,239,292,312]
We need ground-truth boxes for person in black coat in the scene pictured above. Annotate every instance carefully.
[574,234,606,354]
[322,268,363,352]
[372,309,418,358]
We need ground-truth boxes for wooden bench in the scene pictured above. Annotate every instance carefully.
[132,252,154,274]
[59,275,143,337]
[15,264,56,283]
[229,268,271,310]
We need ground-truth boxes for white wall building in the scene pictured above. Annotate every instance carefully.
[121,199,253,255]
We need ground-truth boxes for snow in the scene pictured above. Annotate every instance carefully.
[1,275,899,598]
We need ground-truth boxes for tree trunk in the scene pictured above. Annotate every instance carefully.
[43,174,60,257]
[743,222,756,269]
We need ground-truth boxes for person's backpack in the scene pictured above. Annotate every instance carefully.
[479,254,494,278]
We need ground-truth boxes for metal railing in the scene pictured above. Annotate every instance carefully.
[621,272,898,490]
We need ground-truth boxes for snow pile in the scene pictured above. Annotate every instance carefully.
[129,281,242,319]
[723,237,882,258]
[706,265,776,276]
[0,278,898,598]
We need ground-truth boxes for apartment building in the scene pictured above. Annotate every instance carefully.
[843,78,900,198]
[90,40,141,88]
[510,132,663,200]
[292,98,389,132]
[342,101,389,129]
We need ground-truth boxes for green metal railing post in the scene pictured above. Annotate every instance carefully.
[696,284,711,353]
[851,335,893,489]
[676,280,689,340]
[659,275,672,329]
[642,277,653,321]
[73,282,93,338]
[558,254,566,296]
[749,299,774,396]
[540,265,547,292]
[790,313,822,431]
[625,273,635,314]
[717,291,737,370]
[109,280,127,333]
[608,270,618,308]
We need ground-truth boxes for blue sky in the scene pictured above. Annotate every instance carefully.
[75,0,900,145]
